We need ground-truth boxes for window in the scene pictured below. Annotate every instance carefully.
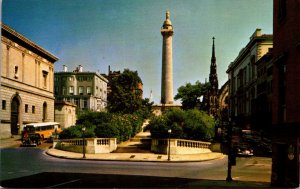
[62,86,66,95]
[79,86,84,95]
[74,98,79,107]
[32,106,35,114]
[83,98,88,108]
[87,86,91,95]
[69,86,74,95]
[43,102,47,122]
[14,66,19,79]
[25,104,28,113]
[54,86,59,95]
[42,71,48,88]
[2,100,6,110]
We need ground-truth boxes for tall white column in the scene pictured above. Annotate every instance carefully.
[161,10,174,104]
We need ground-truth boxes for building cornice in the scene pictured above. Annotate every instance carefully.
[54,71,108,83]
[1,23,59,62]
[227,34,273,73]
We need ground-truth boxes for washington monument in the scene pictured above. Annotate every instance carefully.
[161,10,174,105]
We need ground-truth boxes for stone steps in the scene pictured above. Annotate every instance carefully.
[114,130,152,153]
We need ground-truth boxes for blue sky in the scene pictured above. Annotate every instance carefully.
[2,0,273,104]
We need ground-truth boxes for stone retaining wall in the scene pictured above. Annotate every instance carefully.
[53,138,117,154]
[151,138,211,155]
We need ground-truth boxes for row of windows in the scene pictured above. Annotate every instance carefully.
[55,86,92,95]
[55,86,107,96]
[25,104,36,113]
[58,97,89,108]
[55,76,94,82]
[2,100,36,114]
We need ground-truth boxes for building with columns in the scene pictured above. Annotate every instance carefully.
[0,23,58,138]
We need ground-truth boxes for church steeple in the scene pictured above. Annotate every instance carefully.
[209,37,218,90]
[211,37,216,64]
[207,37,219,117]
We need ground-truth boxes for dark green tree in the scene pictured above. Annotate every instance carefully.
[148,108,215,141]
[174,81,210,110]
[108,69,152,114]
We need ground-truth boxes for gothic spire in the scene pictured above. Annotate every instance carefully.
[209,36,218,91]
[211,37,216,64]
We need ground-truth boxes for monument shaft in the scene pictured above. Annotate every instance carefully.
[161,11,174,104]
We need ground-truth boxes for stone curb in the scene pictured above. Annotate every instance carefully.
[46,148,225,163]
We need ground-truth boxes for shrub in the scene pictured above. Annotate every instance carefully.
[148,116,168,138]
[59,126,82,139]
[59,110,147,143]
[95,123,119,138]
[148,109,215,141]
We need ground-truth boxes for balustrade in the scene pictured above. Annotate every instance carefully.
[53,138,117,154]
[151,138,211,155]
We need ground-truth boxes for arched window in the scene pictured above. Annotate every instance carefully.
[11,96,20,135]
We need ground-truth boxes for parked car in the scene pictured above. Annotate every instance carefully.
[21,133,42,147]
[234,143,253,157]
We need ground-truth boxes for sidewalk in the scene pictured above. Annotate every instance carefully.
[46,148,225,162]
[0,135,21,148]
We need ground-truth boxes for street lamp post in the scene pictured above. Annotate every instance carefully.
[82,127,86,159]
[168,129,172,161]
[226,117,233,182]
[54,125,58,139]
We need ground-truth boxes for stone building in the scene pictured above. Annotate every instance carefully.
[226,29,273,129]
[0,23,58,138]
[54,101,76,129]
[54,65,108,112]
[218,81,229,121]
[271,0,300,187]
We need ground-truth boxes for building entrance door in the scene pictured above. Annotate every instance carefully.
[11,96,20,135]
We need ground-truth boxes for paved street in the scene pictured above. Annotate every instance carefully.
[0,147,272,188]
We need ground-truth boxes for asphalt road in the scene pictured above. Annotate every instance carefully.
[0,147,271,188]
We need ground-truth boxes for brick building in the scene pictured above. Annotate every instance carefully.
[255,49,273,131]
[0,23,58,138]
[271,0,300,187]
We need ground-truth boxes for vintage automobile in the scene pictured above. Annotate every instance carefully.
[21,133,42,147]
[235,143,254,157]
